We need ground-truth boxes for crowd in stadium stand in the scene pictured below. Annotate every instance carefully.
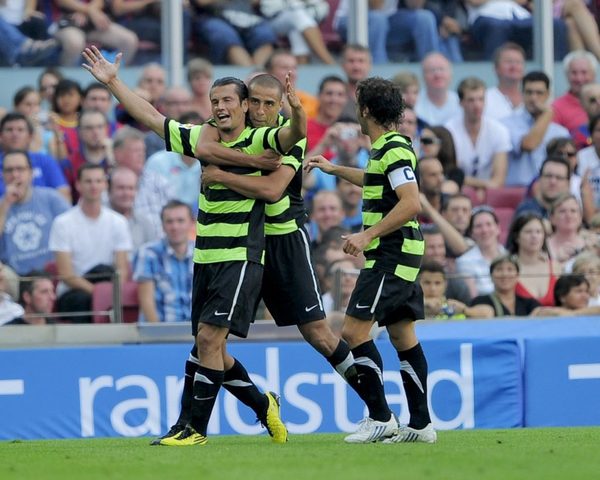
[3,0,600,325]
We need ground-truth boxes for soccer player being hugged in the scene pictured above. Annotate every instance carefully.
[306,77,436,444]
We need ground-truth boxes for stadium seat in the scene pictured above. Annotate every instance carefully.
[92,281,139,324]
[320,0,344,53]
[486,186,526,210]
[43,261,59,288]
[495,207,515,245]
[462,185,486,206]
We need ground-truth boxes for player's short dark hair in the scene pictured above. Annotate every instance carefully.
[554,274,589,307]
[248,74,283,99]
[0,112,33,135]
[522,71,550,90]
[356,77,404,129]
[211,77,248,102]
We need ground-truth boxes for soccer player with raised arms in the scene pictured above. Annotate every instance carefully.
[83,46,303,446]
[306,77,437,443]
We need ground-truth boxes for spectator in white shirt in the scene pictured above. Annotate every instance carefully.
[445,77,511,191]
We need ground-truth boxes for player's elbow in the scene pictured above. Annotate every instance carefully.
[407,196,421,217]
[263,186,285,203]
[195,144,211,160]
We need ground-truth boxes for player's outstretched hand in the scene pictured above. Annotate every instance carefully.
[285,71,301,110]
[82,45,122,85]
[304,155,334,174]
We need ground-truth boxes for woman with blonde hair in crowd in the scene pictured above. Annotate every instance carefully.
[571,251,600,305]
[506,213,560,306]
[470,254,541,318]
[547,192,596,269]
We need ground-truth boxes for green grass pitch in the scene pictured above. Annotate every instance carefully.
[1,428,600,480]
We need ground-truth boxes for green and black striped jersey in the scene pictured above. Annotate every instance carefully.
[164,118,285,265]
[265,114,307,235]
[362,131,424,281]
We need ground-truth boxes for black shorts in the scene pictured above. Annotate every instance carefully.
[191,261,263,338]
[262,227,326,326]
[345,268,424,326]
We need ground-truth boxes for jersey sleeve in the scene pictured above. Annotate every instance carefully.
[281,137,305,172]
[163,118,202,157]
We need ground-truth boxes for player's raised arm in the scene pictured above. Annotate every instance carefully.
[195,124,281,170]
[82,46,165,137]
[276,72,307,153]
[304,155,365,187]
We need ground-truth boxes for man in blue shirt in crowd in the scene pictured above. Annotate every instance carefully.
[0,150,69,275]
[132,200,194,323]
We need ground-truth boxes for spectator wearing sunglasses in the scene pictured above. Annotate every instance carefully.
[502,71,569,187]
[419,126,462,192]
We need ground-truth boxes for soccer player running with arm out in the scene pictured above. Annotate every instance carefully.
[82,46,302,446]
[305,77,437,444]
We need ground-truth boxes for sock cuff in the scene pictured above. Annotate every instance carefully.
[351,339,376,358]
[327,339,351,364]
[397,342,423,361]
[223,357,244,382]
[195,365,225,384]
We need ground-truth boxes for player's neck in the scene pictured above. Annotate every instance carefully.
[219,124,246,143]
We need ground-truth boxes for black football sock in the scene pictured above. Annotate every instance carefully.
[176,344,199,426]
[398,343,432,429]
[223,358,268,417]
[326,339,360,385]
[190,365,224,436]
[350,340,393,422]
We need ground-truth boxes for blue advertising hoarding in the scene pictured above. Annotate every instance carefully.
[524,337,600,427]
[0,338,522,440]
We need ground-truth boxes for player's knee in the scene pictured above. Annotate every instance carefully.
[299,321,336,356]
[196,324,225,355]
